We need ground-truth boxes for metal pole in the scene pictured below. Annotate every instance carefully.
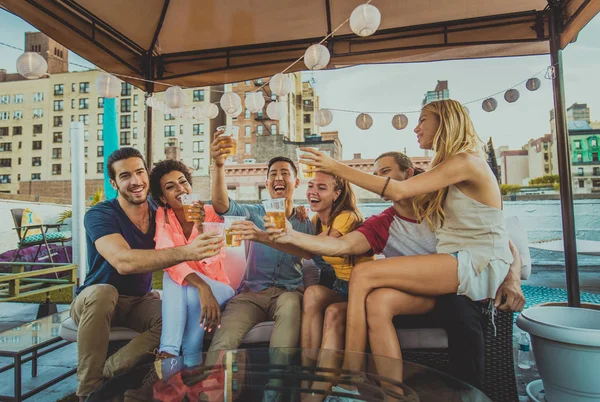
[145,57,155,167]
[70,121,87,288]
[548,2,581,307]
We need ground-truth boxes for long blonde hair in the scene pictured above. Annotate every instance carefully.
[412,99,485,230]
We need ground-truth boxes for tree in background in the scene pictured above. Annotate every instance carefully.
[485,137,501,184]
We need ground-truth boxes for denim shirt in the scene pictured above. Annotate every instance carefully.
[220,198,315,292]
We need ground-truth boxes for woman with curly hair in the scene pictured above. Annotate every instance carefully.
[149,159,234,368]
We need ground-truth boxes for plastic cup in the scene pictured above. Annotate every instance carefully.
[296,147,319,180]
[263,199,286,231]
[224,216,246,247]
[180,193,204,222]
[217,125,239,158]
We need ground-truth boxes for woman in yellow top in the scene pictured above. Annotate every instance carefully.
[301,172,373,394]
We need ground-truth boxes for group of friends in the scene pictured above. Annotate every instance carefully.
[71,99,525,401]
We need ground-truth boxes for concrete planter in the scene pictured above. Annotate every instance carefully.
[516,304,600,402]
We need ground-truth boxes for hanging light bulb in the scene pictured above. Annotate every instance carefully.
[526,78,541,91]
[165,86,186,109]
[95,73,122,98]
[269,73,293,97]
[391,114,409,130]
[267,101,286,120]
[482,98,498,112]
[16,52,48,79]
[356,113,373,130]
[315,109,333,127]
[245,92,266,113]
[349,4,381,37]
[304,44,331,70]
[220,92,242,115]
[504,89,520,103]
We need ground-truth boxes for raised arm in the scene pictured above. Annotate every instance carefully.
[210,132,232,214]
[271,225,372,257]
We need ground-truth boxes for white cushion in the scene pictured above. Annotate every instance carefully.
[59,317,140,342]
[505,215,532,280]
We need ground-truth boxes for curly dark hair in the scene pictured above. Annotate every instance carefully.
[149,159,193,207]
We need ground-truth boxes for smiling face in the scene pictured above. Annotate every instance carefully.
[110,157,149,205]
[306,172,340,213]
[159,170,192,210]
[414,110,440,150]
[266,160,299,199]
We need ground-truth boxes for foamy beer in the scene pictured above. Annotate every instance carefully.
[263,199,286,231]
[217,125,239,158]
[224,216,246,247]
[180,194,204,222]
[296,147,319,180]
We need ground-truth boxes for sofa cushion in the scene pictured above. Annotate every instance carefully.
[59,317,140,342]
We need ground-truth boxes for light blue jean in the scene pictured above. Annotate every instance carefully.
[159,271,235,367]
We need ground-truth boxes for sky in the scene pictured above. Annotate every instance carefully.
[1,9,599,159]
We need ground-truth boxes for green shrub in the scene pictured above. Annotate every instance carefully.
[500,184,521,195]
[529,175,560,185]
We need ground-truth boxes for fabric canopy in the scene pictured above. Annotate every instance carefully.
[1,0,598,90]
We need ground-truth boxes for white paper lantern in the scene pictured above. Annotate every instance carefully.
[230,105,243,118]
[165,86,186,109]
[269,73,293,97]
[145,96,156,108]
[245,92,266,113]
[315,109,333,127]
[356,113,373,130]
[482,98,498,112]
[201,102,219,119]
[220,92,242,115]
[266,101,286,120]
[304,44,330,71]
[16,52,48,79]
[349,4,381,37]
[391,114,409,130]
[182,105,194,119]
[155,100,166,113]
[526,78,541,91]
[504,89,520,103]
[95,73,122,98]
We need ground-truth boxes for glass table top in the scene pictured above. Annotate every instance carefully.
[0,310,68,355]
[88,347,491,402]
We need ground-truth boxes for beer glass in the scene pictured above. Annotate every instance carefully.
[263,198,286,231]
[224,216,246,247]
[180,194,204,222]
[296,147,319,180]
[217,125,239,158]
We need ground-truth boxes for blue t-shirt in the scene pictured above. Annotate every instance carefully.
[77,198,156,296]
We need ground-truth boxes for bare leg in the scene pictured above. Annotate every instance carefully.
[366,288,435,395]
[342,255,458,373]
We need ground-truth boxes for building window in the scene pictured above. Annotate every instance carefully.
[120,131,131,145]
[97,146,104,157]
[0,128,7,137]
[575,140,582,149]
[193,124,204,135]
[0,143,12,152]
[270,124,277,134]
[257,110,264,119]
[32,141,42,150]
[245,80,251,85]
[54,84,64,96]
[593,153,599,162]
[133,111,139,122]
[53,132,63,143]
[13,111,23,120]
[84,130,89,142]
[71,99,76,109]
[133,127,138,139]
[13,94,23,103]
[79,82,90,93]
[579,179,585,188]
[98,113,104,125]
[31,173,41,181]
[271,93,277,101]
[164,125,175,137]
[0,158,11,167]
[33,109,43,118]
[52,164,62,175]
[304,114,311,123]
[0,112,9,120]
[576,153,583,162]
[258,125,265,135]
[245,126,251,137]
[592,138,598,147]
[52,148,62,159]
[244,109,251,119]
[72,83,76,92]
[79,115,89,125]
[33,124,43,134]
[0,95,10,104]
[97,130,103,140]
[121,98,131,113]
[79,98,89,109]
[33,92,44,102]
[245,143,251,154]
[121,82,131,96]
[133,94,139,106]
[84,146,88,158]
[53,116,63,127]
[54,100,64,111]
[193,90,205,102]
[164,113,175,121]
[193,141,204,153]
[193,158,201,170]
[0,174,10,184]
[594,167,600,176]
[13,127,22,136]
[120,115,131,129]
[97,97,104,108]
[578,167,584,176]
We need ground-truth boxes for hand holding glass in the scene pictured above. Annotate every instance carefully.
[296,147,319,179]
[217,125,239,158]
[263,199,286,231]
[224,216,246,247]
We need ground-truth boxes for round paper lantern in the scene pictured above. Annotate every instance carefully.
[182,105,194,119]
[482,98,498,112]
[95,73,121,98]
[349,4,381,37]
[526,78,541,91]
[230,105,243,118]
[245,92,266,113]
[145,96,156,108]
[266,101,286,120]
[16,52,48,79]
[391,114,409,130]
[269,73,293,97]
[220,92,242,115]
[195,102,219,119]
[304,44,330,70]
[504,89,520,103]
[315,109,333,127]
[356,113,373,130]
[165,86,186,109]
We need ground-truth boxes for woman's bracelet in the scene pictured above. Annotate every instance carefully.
[380,176,391,199]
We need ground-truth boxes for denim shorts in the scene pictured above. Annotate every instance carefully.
[332,278,349,300]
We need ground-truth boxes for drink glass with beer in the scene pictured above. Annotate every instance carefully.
[263,198,287,232]
[296,147,319,180]
[180,194,205,223]
[217,125,239,159]
[224,216,246,247]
